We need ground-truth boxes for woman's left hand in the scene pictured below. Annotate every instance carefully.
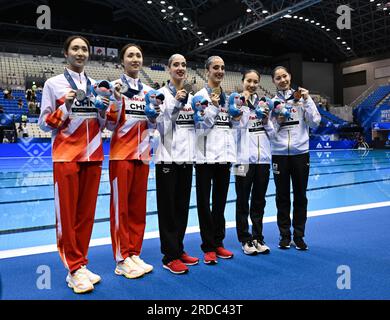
[114,82,122,101]
[98,97,110,117]
[262,108,269,125]
[299,87,309,100]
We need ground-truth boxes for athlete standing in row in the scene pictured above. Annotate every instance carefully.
[39,35,121,293]
[153,54,199,274]
[270,66,321,250]
[193,56,240,265]
[106,44,154,279]
[234,70,274,255]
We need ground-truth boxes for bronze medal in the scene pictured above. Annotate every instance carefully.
[293,90,302,101]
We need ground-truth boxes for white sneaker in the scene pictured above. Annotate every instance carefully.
[115,257,145,279]
[130,255,154,274]
[253,239,271,254]
[241,240,258,255]
[66,268,94,294]
[79,265,101,284]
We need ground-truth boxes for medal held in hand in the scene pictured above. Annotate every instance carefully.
[75,89,86,102]
[182,81,194,95]
[119,83,129,94]
[212,87,222,96]
[293,89,302,101]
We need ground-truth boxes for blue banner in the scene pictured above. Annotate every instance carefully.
[310,140,355,150]
[372,122,390,130]
[380,108,390,122]
[1,139,355,158]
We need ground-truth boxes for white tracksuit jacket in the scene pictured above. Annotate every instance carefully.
[270,90,321,156]
[153,85,196,164]
[236,94,275,164]
[193,87,239,164]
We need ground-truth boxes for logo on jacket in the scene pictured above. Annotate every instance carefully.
[163,167,171,174]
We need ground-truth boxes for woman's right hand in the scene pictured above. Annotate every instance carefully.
[114,82,122,101]
[277,114,286,124]
[262,108,270,125]
[65,90,76,111]
[154,105,161,114]
[175,89,187,102]
[211,93,220,107]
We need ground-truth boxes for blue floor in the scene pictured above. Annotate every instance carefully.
[1,206,390,300]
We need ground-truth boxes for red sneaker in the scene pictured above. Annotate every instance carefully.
[180,253,199,266]
[163,259,189,274]
[203,252,218,265]
[216,246,234,259]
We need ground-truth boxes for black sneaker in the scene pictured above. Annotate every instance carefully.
[278,236,291,249]
[292,237,308,250]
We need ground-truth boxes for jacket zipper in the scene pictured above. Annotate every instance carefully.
[204,136,207,160]
[138,122,140,160]
[287,130,290,155]
[86,120,90,161]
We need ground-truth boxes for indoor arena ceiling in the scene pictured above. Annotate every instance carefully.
[0,0,389,63]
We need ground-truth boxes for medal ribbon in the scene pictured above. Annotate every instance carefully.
[276,87,299,102]
[205,84,226,107]
[64,68,91,98]
[121,74,144,99]
[167,81,189,105]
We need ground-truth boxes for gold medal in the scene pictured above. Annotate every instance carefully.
[212,87,221,96]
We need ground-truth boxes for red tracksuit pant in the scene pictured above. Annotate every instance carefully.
[109,160,149,262]
[53,161,102,273]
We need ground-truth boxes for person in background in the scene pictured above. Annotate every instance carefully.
[4,88,13,100]
[22,123,28,138]
[28,101,36,114]
[17,122,24,139]
[17,98,23,109]
[26,89,32,102]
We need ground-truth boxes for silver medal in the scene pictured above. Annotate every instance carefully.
[183,81,194,94]
[75,89,86,102]
[119,83,129,94]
